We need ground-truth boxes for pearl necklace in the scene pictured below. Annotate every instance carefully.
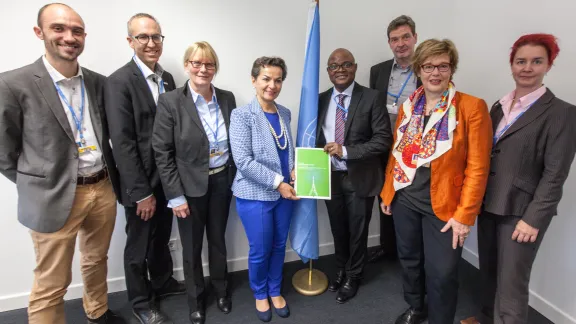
[265,105,288,150]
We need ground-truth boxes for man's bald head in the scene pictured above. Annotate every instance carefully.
[37,3,83,29]
[327,48,355,65]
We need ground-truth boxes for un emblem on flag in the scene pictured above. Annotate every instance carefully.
[300,118,317,147]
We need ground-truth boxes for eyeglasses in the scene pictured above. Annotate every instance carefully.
[188,61,216,70]
[133,34,165,45]
[328,61,356,71]
[420,63,451,73]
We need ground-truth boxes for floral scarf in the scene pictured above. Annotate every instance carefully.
[392,82,457,190]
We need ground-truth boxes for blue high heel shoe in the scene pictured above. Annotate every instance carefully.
[256,302,272,322]
[272,298,290,318]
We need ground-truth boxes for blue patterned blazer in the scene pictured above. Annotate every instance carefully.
[230,97,294,201]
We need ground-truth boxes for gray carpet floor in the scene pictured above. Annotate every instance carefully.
[0,251,552,324]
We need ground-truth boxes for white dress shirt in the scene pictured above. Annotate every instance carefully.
[323,82,353,171]
[42,56,103,176]
[133,55,165,104]
[168,83,230,208]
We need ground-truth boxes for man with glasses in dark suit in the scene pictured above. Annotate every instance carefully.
[105,13,183,324]
[318,48,393,304]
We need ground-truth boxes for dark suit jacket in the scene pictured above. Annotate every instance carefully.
[105,60,176,206]
[369,59,422,95]
[0,58,120,233]
[152,82,237,200]
[316,82,393,197]
[484,89,576,229]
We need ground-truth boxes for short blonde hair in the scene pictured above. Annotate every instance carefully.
[183,41,220,73]
[412,39,459,76]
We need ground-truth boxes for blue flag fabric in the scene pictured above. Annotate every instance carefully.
[289,2,320,263]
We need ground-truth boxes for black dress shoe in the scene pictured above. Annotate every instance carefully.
[395,307,427,324]
[132,308,173,324]
[87,310,126,324]
[217,296,232,314]
[335,277,359,304]
[155,279,186,299]
[189,310,206,324]
[368,247,397,263]
[328,270,346,292]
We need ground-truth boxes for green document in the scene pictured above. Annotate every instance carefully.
[294,148,331,199]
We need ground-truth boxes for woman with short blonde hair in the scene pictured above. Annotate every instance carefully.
[380,38,492,324]
[153,41,237,324]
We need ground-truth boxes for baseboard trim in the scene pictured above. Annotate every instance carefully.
[461,247,576,324]
[0,235,381,312]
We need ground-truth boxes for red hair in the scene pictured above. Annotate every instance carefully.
[510,34,560,65]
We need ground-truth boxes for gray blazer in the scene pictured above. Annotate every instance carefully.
[0,58,120,233]
[152,82,237,200]
[483,89,576,229]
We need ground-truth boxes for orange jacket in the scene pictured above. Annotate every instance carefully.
[380,91,493,226]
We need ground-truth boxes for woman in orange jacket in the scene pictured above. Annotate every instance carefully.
[379,39,492,324]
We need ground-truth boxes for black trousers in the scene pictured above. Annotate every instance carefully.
[377,195,397,254]
[392,200,462,324]
[325,171,374,279]
[124,186,175,310]
[178,169,231,311]
[477,211,551,324]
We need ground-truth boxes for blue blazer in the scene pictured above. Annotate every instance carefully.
[230,97,295,201]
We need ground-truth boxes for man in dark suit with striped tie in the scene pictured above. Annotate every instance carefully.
[317,48,393,304]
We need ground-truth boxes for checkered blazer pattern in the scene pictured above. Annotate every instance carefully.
[230,97,294,201]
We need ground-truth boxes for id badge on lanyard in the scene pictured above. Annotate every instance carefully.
[387,70,414,115]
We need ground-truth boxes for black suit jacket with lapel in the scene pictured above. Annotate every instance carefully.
[0,58,120,233]
[105,60,176,206]
[484,88,576,229]
[316,82,393,197]
[152,82,237,200]
[369,59,422,96]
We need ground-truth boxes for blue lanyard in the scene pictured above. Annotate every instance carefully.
[133,55,165,95]
[196,92,220,147]
[334,95,348,120]
[493,99,538,145]
[387,70,414,105]
[54,79,86,146]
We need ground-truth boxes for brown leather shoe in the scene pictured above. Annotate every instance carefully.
[460,317,480,324]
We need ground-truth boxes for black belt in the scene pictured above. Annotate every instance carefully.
[209,165,227,175]
[77,168,108,185]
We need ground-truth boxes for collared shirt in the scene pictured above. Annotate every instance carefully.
[133,55,165,104]
[387,59,417,125]
[188,82,229,168]
[42,56,103,176]
[323,82,353,171]
[168,82,229,209]
[496,85,546,134]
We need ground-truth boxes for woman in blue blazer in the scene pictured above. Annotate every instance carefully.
[229,56,299,322]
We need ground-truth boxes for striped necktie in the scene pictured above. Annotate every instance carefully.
[335,94,347,144]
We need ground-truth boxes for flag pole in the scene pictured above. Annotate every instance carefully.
[291,0,328,296]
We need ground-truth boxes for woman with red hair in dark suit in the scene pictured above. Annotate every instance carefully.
[462,34,576,324]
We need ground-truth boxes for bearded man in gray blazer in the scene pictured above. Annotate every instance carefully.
[0,3,123,324]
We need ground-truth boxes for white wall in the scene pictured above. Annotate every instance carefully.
[0,0,575,322]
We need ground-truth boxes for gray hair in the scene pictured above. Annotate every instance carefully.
[127,13,161,36]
